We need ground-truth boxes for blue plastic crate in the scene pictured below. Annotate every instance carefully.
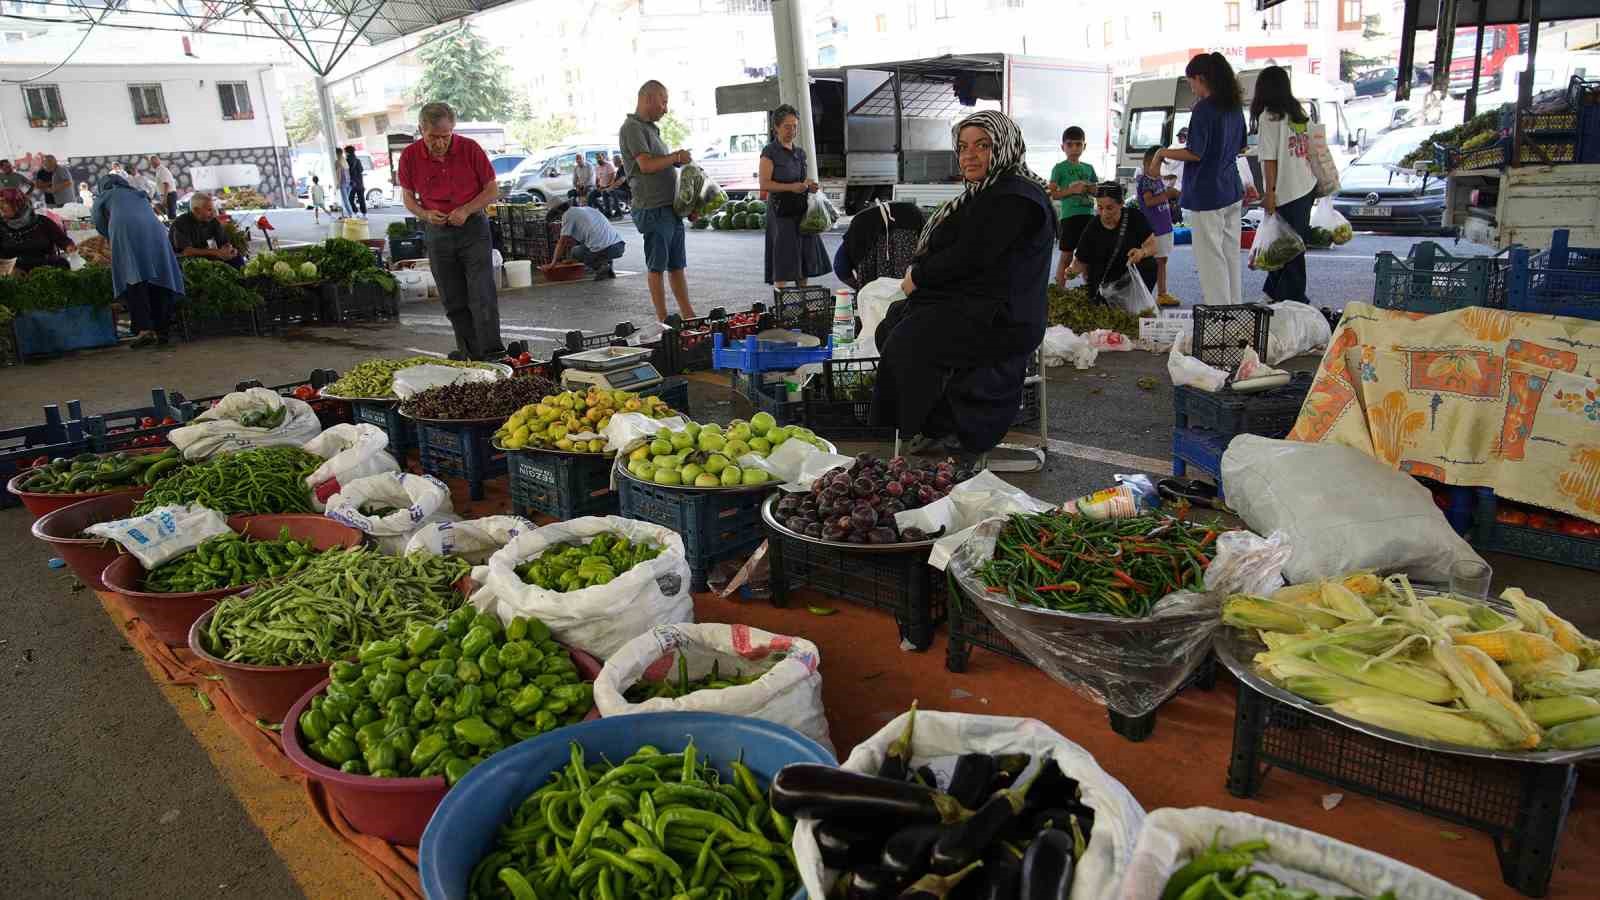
[729,370,804,425]
[617,471,771,591]
[13,305,118,357]
[1471,489,1600,572]
[766,526,946,651]
[508,449,618,521]
[711,332,834,374]
[1171,426,1230,498]
[79,389,194,452]
[0,405,88,508]
[417,421,506,501]
[351,400,418,458]
[1506,229,1600,320]
[1372,242,1508,314]
[653,306,766,375]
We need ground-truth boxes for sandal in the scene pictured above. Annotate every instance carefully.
[1157,477,1222,509]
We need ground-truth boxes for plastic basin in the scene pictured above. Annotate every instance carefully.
[30,492,143,591]
[189,608,338,723]
[539,261,586,283]
[5,448,167,519]
[419,712,836,899]
[281,646,604,846]
[98,515,363,648]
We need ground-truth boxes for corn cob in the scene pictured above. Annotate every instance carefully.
[1254,651,1338,683]
[1504,588,1600,665]
[1339,570,1383,598]
[1223,595,1343,633]
[1467,604,1512,633]
[1258,622,1417,658]
[1318,581,1376,621]
[1452,629,1567,663]
[1269,582,1324,608]
[1327,696,1509,749]
[1500,654,1580,685]
[1458,644,1518,700]
[1520,670,1600,699]
[1285,674,1412,705]
[1310,644,1457,703]
[1521,696,1600,728]
[1542,715,1600,750]
[1431,639,1543,749]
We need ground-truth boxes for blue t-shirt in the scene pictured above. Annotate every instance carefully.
[561,206,623,251]
[1135,173,1174,236]
[1179,97,1247,212]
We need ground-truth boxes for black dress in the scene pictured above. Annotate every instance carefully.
[0,215,72,272]
[871,174,1056,452]
[761,142,829,283]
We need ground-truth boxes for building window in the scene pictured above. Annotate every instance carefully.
[1265,5,1281,28]
[218,81,253,120]
[907,0,916,27]
[1304,0,1319,27]
[374,113,391,133]
[128,83,168,124]
[351,75,365,97]
[344,118,363,138]
[22,84,66,127]
[1225,1,1240,32]
[934,0,952,20]
[1152,12,1163,32]
[1103,19,1113,47]
[876,13,887,31]
[1339,0,1362,30]
[818,45,837,65]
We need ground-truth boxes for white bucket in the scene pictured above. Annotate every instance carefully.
[396,270,428,301]
[505,259,533,289]
[340,217,370,240]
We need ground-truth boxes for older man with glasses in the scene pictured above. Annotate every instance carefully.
[169,192,244,268]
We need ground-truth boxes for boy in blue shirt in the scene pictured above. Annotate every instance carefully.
[1137,146,1180,306]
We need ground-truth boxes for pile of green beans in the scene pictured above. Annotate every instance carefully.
[203,548,471,666]
[144,528,327,593]
[469,741,798,900]
[133,446,322,516]
[324,356,498,400]
[975,512,1217,617]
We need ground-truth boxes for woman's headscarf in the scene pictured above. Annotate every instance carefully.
[915,109,1047,256]
[0,187,34,229]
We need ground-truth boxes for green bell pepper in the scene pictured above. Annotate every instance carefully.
[460,625,494,659]
[350,702,380,729]
[407,623,445,658]
[498,669,524,691]
[444,756,474,786]
[413,696,436,724]
[364,739,398,773]
[478,646,503,677]
[498,640,531,670]
[368,671,403,704]
[405,668,427,699]
[411,732,449,768]
[509,685,546,716]
[456,658,483,685]
[425,672,458,697]
[455,683,483,718]
[298,707,330,743]
[505,616,529,642]
[331,661,362,683]
[453,716,499,748]
[358,639,402,664]
[446,606,476,639]
[485,706,515,730]
[525,618,552,643]
[533,710,558,733]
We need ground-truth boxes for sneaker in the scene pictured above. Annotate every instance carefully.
[1157,293,1181,307]
[128,331,158,349]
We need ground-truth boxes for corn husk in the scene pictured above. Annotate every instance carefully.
[1318,581,1376,621]
[1223,595,1342,633]
[1431,638,1543,749]
[1521,695,1600,728]
[1285,674,1410,705]
[1339,570,1383,598]
[1453,628,1568,664]
[1257,622,1417,659]
[1542,715,1600,750]
[1520,670,1600,699]
[1467,603,1512,633]
[1327,696,1509,749]
[1269,582,1324,607]
[1310,644,1457,704]
[1254,652,1338,683]
[1504,588,1600,666]
[1501,654,1581,685]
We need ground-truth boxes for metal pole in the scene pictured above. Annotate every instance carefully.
[259,67,288,208]
[1396,0,1422,102]
[771,0,818,181]
[315,74,342,202]
[1465,6,1485,120]
[1430,0,1457,98]
[1516,0,1543,167]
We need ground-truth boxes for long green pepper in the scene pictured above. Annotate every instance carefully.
[133,445,322,516]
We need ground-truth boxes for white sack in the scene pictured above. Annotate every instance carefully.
[391,363,503,399]
[86,504,233,569]
[405,515,535,564]
[1043,325,1099,369]
[851,276,905,358]
[1265,300,1332,364]
[303,423,400,510]
[324,472,458,555]
[167,387,323,460]
[1168,343,1229,392]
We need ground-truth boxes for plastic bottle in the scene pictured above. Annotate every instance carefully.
[1067,476,1160,521]
[831,288,855,346]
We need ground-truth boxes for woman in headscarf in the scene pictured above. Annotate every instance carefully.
[759,104,830,287]
[92,173,185,349]
[0,187,75,272]
[871,110,1056,457]
[831,201,924,290]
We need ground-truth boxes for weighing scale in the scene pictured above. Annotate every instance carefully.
[559,345,664,392]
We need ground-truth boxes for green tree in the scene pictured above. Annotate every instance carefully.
[510,113,579,153]
[413,26,525,122]
[657,112,690,150]
[283,83,351,145]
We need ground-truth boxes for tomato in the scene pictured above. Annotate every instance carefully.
[293,385,317,401]
[1559,519,1600,539]
[1496,508,1529,526]
[1527,513,1559,531]
[140,417,158,428]
[517,352,533,365]
[161,417,177,425]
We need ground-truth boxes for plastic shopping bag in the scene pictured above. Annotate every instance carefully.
[699,175,729,216]
[1306,124,1343,198]
[324,472,459,555]
[1310,195,1354,244]
[1098,265,1157,315]
[1264,300,1333,364]
[593,623,832,753]
[86,504,233,569]
[1247,213,1306,272]
[405,515,535,564]
[1167,343,1229,391]
[1236,155,1259,202]
[851,277,904,356]
[167,387,323,461]
[1042,325,1098,369]
[302,423,400,510]
[799,191,838,235]
[673,163,708,217]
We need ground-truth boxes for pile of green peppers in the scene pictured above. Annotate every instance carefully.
[297,607,593,784]
[1161,839,1399,900]
[624,656,762,704]
[515,534,664,591]
[144,528,325,593]
[468,740,799,900]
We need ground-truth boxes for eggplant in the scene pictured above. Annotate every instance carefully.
[898,861,983,899]
[927,759,1043,875]
[879,702,918,781]
[772,764,968,824]
[1019,828,1076,900]
[880,824,943,875]
[946,753,997,810]
[950,846,1022,900]
[1028,806,1095,835]
[818,820,893,870]
[987,752,1032,793]
[845,865,908,900]
[915,764,940,789]
[1023,758,1081,814]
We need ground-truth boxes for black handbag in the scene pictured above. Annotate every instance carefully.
[769,188,807,218]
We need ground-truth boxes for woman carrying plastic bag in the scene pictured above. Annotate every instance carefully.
[323,471,458,555]
[167,387,323,460]
[1246,213,1306,273]
[593,623,832,753]
[302,423,399,510]
[479,515,694,660]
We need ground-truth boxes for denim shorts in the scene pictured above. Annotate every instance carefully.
[631,206,686,273]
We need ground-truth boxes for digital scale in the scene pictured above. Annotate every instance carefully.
[558,345,664,392]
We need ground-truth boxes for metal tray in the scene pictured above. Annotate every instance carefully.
[397,408,507,427]
[493,440,615,459]
[318,391,396,403]
[561,345,653,371]
[760,493,938,553]
[1216,611,1600,765]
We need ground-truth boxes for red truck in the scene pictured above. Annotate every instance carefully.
[1448,25,1521,96]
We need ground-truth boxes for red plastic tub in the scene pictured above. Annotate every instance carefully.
[189,608,338,723]
[539,261,587,283]
[6,448,165,519]
[30,492,142,591]
[281,646,603,845]
[99,515,363,648]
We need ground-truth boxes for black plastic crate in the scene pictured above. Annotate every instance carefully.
[730,370,804,425]
[618,473,771,591]
[389,235,426,262]
[508,449,619,521]
[252,283,322,331]
[1191,304,1272,371]
[175,305,258,341]
[767,526,946,651]
[1471,489,1600,572]
[417,420,507,501]
[0,405,87,508]
[1173,371,1312,440]
[800,356,889,439]
[1227,679,1578,897]
[77,389,192,453]
[322,281,394,323]
[762,285,834,340]
[351,400,417,458]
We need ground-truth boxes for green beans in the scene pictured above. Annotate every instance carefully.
[324,356,499,400]
[203,547,470,666]
[144,527,328,593]
[133,446,322,516]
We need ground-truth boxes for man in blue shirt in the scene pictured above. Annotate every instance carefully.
[552,195,626,280]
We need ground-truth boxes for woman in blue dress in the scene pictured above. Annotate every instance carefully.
[93,173,186,348]
[759,104,830,286]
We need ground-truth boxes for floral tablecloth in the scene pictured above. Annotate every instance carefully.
[1288,302,1600,524]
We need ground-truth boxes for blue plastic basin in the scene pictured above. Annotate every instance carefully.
[418,711,836,899]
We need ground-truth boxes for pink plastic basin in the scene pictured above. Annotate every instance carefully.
[7,467,153,520]
[99,515,363,648]
[282,645,603,846]
[30,492,142,591]
[189,608,337,723]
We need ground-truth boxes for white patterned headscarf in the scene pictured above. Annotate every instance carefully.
[914,109,1047,257]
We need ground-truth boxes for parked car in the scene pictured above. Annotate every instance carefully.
[1329,127,1448,234]
[498,145,619,203]
[1352,65,1433,99]
[489,154,527,177]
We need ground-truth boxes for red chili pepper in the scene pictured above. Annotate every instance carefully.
[1037,528,1053,544]
[1193,551,1211,567]
[1201,530,1217,546]
[140,416,157,428]
[1527,513,1559,531]
[1035,582,1081,593]
[1024,546,1062,571]
[1112,569,1145,592]
[985,586,1009,593]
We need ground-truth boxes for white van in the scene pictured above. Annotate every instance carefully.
[1478,52,1600,110]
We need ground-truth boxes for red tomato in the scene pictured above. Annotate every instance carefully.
[1496,508,1529,526]
[293,385,317,401]
[1559,519,1600,539]
[161,416,177,425]
[140,417,158,428]
[517,352,533,365]
[1527,513,1559,531]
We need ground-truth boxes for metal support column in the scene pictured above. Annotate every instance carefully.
[315,74,342,199]
[771,0,819,182]
[1395,0,1422,101]
[1466,4,1486,120]
[1514,0,1544,167]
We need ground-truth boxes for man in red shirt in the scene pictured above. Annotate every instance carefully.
[396,101,504,359]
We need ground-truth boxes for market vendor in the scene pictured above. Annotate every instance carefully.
[1065,182,1159,302]
[0,187,75,273]
[92,173,186,349]
[169,192,244,268]
[550,197,625,280]
[871,110,1054,458]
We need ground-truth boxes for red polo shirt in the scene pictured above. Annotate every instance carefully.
[396,134,495,213]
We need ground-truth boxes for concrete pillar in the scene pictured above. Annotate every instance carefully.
[315,75,342,194]
[772,0,818,181]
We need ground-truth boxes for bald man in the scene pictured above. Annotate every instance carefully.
[619,79,695,321]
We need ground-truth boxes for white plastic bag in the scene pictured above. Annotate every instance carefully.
[794,711,1145,900]
[1204,530,1292,597]
[799,191,838,235]
[1042,325,1098,369]
[478,515,694,660]
[167,387,323,461]
[1099,265,1157,315]
[1310,195,1353,244]
[1167,343,1229,392]
[1247,213,1306,272]
[302,423,400,510]
[1115,808,1473,900]
[853,277,905,357]
[1264,300,1333,364]
[1087,329,1135,351]
[593,623,832,753]
[323,472,459,555]
[391,364,502,399]
[1221,435,1486,583]
[673,164,708,217]
[405,515,535,564]
[86,504,233,569]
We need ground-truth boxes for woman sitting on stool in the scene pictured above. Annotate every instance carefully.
[871,110,1055,460]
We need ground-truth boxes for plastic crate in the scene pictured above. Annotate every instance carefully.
[389,235,426,261]
[1471,489,1600,571]
[417,421,507,501]
[766,526,947,652]
[730,370,804,425]
[1372,242,1508,314]
[653,305,767,375]
[1191,304,1272,370]
[251,282,322,331]
[712,332,834,374]
[1227,678,1577,897]
[1173,372,1312,440]
[762,285,834,340]
[1170,427,1229,497]
[508,449,619,521]
[0,405,88,509]
[78,389,193,452]
[174,304,258,341]
[351,400,417,458]
[322,281,394,323]
[1506,229,1600,320]
[799,356,892,440]
[1416,477,1476,536]
[617,473,771,591]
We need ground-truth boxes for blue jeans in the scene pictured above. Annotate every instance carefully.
[572,240,625,272]
[631,206,685,273]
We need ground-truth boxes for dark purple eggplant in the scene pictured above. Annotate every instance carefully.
[927,759,1043,875]
[915,764,940,789]
[1022,758,1081,814]
[881,824,943,875]
[987,752,1032,793]
[818,820,893,871]
[949,845,1022,900]
[1019,828,1076,900]
[1028,807,1078,834]
[898,861,983,899]
[947,754,997,810]
[771,764,968,824]
[878,702,918,781]
[846,865,908,900]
